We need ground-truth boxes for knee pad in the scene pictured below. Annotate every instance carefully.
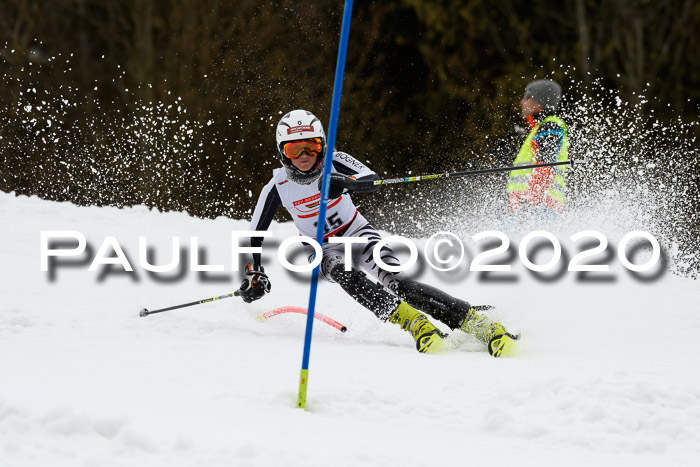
[321,255,346,283]
[329,265,400,320]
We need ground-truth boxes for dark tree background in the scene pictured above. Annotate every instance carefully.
[0,0,698,221]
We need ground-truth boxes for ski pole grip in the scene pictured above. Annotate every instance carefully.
[353,179,380,192]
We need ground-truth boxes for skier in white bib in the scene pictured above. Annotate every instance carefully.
[237,109,518,356]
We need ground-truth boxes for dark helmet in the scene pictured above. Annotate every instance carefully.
[524,80,562,111]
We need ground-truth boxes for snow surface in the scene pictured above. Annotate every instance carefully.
[1,191,699,466]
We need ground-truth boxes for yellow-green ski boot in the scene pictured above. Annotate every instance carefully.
[460,308,520,357]
[389,302,446,354]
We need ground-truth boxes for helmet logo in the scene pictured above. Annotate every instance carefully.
[287,125,314,135]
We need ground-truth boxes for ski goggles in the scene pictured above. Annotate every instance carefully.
[282,138,323,159]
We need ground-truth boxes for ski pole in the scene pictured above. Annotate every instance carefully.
[139,292,237,317]
[374,160,576,186]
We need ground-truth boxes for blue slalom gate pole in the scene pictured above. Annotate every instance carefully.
[297,0,354,409]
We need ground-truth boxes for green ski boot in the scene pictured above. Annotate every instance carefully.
[389,302,446,354]
[460,308,520,357]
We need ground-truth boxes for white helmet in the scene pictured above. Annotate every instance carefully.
[275,109,326,185]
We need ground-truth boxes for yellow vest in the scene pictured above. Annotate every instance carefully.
[507,115,568,210]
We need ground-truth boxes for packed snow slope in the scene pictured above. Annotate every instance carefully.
[1,190,699,467]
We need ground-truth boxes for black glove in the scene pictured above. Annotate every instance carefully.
[318,173,352,199]
[318,174,381,197]
[234,263,271,303]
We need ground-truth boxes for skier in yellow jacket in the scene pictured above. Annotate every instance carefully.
[508,80,569,214]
